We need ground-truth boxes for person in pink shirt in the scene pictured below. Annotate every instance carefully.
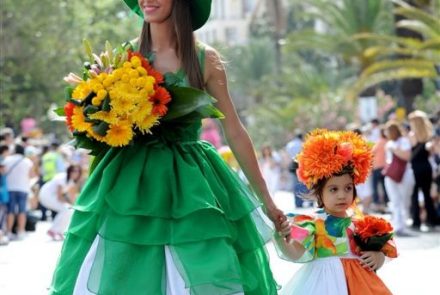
[371,126,389,213]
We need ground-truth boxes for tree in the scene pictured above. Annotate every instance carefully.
[0,0,138,135]
[348,0,440,111]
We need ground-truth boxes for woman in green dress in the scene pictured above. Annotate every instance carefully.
[50,1,285,294]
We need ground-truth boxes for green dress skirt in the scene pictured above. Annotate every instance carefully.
[49,118,279,294]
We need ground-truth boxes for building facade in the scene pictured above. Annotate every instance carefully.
[196,0,258,45]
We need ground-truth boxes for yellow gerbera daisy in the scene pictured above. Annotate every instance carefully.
[137,114,160,134]
[104,120,133,147]
[131,101,153,124]
[71,106,92,132]
[72,82,91,101]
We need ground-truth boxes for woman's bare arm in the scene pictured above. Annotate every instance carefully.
[203,46,285,229]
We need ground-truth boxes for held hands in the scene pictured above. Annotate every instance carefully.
[265,204,287,232]
[359,251,385,271]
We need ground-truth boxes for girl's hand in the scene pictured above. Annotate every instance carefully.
[359,251,385,271]
[279,219,291,238]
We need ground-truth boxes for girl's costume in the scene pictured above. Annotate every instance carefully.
[279,129,397,295]
[50,37,278,295]
[280,209,397,295]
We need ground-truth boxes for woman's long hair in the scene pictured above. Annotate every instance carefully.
[66,165,82,183]
[385,121,403,141]
[138,0,204,89]
[408,110,433,143]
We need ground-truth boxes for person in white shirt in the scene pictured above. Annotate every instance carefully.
[39,165,82,240]
[384,121,415,236]
[3,145,35,240]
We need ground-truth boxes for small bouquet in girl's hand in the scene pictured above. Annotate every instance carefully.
[56,40,223,169]
[352,215,394,252]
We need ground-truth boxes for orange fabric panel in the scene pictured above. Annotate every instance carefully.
[341,259,392,295]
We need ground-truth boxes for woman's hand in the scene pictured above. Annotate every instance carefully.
[359,251,385,271]
[266,204,287,232]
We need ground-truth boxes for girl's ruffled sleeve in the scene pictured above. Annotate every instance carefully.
[381,238,398,258]
[287,214,316,262]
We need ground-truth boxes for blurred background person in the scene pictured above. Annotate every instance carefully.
[259,145,281,196]
[0,160,9,245]
[39,141,66,221]
[3,145,35,240]
[384,121,415,237]
[286,130,308,208]
[39,164,82,241]
[408,110,438,231]
[0,128,15,153]
[200,118,223,149]
[371,126,389,213]
[349,126,374,213]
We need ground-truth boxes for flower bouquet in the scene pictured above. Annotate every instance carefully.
[56,40,223,170]
[352,215,394,251]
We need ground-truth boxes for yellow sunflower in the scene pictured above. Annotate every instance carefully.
[131,101,153,125]
[104,120,133,147]
[72,82,91,101]
[109,90,135,115]
[71,106,92,132]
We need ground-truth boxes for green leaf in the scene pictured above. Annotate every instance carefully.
[83,39,94,63]
[83,105,100,115]
[70,134,108,158]
[64,86,74,100]
[92,121,109,136]
[105,40,113,63]
[163,72,183,86]
[194,105,225,119]
[83,91,96,106]
[101,96,111,112]
[68,98,82,106]
[162,86,220,121]
[53,107,65,116]
[171,105,225,123]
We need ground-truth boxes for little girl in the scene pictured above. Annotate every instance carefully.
[275,129,397,295]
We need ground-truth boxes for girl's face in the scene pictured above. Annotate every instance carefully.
[138,0,173,24]
[321,174,354,217]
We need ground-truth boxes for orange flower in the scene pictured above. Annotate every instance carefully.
[296,129,373,188]
[150,86,172,116]
[64,102,75,132]
[353,216,393,241]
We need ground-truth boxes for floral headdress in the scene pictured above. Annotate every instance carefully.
[296,129,373,189]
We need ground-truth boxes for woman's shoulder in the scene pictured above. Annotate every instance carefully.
[199,42,223,70]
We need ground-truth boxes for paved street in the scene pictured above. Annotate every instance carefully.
[0,191,439,295]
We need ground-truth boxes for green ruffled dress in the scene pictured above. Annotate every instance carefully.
[49,47,278,295]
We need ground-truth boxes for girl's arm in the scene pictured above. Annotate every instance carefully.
[204,47,285,230]
[274,234,306,261]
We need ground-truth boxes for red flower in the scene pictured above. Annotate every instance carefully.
[150,86,172,116]
[64,102,75,132]
[353,216,393,242]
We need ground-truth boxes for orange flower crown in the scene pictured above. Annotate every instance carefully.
[296,129,373,189]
